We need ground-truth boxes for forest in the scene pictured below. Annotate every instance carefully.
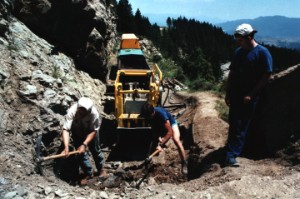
[111,0,300,90]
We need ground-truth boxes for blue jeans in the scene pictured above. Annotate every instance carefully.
[73,131,104,175]
[226,94,259,159]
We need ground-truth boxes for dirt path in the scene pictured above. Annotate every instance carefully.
[135,91,300,198]
[191,91,228,151]
[148,92,300,198]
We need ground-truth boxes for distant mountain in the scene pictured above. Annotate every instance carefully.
[217,16,300,49]
[145,13,224,27]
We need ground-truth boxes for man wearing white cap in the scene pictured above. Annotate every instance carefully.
[224,24,273,166]
[61,97,105,184]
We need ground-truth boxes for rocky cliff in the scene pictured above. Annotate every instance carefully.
[1,0,119,130]
[0,0,112,186]
[10,0,117,80]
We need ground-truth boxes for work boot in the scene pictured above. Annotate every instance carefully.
[80,174,92,186]
[93,169,107,177]
[181,160,188,175]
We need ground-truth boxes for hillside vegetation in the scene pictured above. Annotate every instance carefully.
[115,0,300,90]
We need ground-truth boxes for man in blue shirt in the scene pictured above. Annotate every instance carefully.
[225,24,273,166]
[142,104,188,174]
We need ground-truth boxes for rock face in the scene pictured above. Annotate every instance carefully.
[263,65,300,152]
[0,0,109,181]
[10,0,117,80]
[244,64,300,160]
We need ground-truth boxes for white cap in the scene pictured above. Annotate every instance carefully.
[234,23,257,37]
[78,97,93,111]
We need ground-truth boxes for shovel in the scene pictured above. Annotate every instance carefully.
[135,149,161,189]
[35,133,80,175]
[36,150,81,175]
[36,151,81,163]
[143,149,161,167]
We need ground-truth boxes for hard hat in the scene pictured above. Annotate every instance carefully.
[78,97,93,111]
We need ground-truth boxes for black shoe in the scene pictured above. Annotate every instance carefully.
[225,157,239,167]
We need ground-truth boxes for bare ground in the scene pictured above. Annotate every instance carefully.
[1,91,300,198]
[138,91,300,198]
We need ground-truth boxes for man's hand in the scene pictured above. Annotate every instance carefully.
[158,137,163,143]
[156,145,163,152]
[61,148,70,158]
[243,95,252,104]
[78,144,86,154]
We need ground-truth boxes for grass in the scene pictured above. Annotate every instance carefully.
[215,98,229,122]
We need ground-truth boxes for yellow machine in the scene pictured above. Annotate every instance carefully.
[114,34,163,129]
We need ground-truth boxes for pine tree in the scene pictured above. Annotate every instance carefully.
[116,0,136,33]
[135,9,152,36]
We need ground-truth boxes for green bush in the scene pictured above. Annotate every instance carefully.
[158,58,181,79]
[151,54,162,63]
[185,77,215,91]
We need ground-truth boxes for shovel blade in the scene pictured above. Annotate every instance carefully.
[35,134,44,175]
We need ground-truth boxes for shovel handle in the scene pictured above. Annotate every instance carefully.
[148,149,161,159]
[42,150,80,161]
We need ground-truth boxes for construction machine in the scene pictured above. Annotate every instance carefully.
[114,33,163,130]
[107,34,163,160]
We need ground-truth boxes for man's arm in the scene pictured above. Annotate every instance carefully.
[77,130,97,153]
[225,70,234,106]
[158,120,173,147]
[61,129,70,156]
[245,47,272,103]
[61,104,76,156]
[244,72,272,103]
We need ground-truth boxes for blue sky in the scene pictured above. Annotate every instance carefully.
[129,0,300,25]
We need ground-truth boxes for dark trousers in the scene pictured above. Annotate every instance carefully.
[226,95,259,159]
[72,131,104,175]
